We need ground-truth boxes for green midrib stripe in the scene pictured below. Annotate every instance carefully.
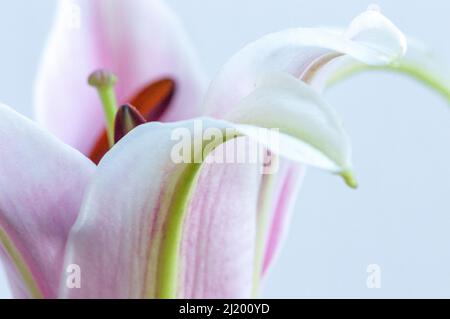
[327,61,450,105]
[251,170,277,297]
[156,132,239,299]
[0,228,43,298]
[155,163,202,298]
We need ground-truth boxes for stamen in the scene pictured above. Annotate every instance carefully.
[88,69,119,146]
[87,78,176,164]
[130,78,176,121]
[114,104,146,143]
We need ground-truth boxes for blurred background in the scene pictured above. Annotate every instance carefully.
[1,0,450,298]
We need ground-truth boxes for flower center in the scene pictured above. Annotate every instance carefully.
[87,69,176,164]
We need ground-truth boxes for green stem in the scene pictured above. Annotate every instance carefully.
[327,61,450,105]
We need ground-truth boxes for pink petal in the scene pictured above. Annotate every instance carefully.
[0,104,95,298]
[261,162,305,276]
[60,120,266,298]
[35,0,206,155]
[0,246,28,298]
[179,139,262,298]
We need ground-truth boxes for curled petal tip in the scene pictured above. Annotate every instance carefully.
[341,170,358,189]
[88,69,118,88]
[346,5,407,62]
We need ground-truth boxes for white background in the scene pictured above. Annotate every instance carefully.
[1,0,450,298]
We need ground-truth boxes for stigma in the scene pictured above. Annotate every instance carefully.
[88,69,118,88]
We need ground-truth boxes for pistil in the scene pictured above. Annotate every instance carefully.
[88,69,119,146]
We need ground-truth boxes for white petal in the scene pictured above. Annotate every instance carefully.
[203,8,406,117]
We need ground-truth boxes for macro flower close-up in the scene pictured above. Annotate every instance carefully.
[0,0,450,303]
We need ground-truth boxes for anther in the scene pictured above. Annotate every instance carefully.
[114,104,147,143]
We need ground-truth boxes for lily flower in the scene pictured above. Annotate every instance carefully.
[0,1,447,299]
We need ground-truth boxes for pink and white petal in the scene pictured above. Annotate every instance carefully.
[35,0,206,155]
[60,119,264,298]
[203,7,406,117]
[261,161,305,277]
[179,139,263,298]
[224,72,358,282]
[228,72,353,180]
[0,245,28,298]
[0,104,95,298]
